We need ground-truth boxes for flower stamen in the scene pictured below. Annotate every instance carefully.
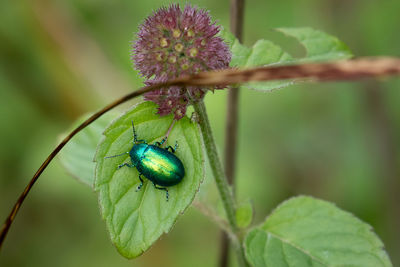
[160,38,169,48]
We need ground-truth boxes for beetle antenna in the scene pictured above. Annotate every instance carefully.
[104,152,129,159]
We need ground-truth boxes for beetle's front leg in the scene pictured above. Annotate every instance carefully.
[165,141,178,153]
[117,162,133,169]
[153,183,169,201]
[154,137,167,147]
[136,174,144,191]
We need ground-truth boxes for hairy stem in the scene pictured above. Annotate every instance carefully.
[192,100,248,267]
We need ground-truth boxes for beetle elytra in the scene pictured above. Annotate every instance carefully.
[105,121,185,201]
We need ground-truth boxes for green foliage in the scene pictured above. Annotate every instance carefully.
[276,27,353,62]
[59,111,119,187]
[56,26,389,266]
[2,0,400,265]
[94,102,203,258]
[244,196,392,267]
[236,199,253,229]
[221,27,353,91]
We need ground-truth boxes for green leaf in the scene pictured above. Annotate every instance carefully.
[59,111,119,187]
[236,199,253,229]
[244,196,392,267]
[94,101,204,258]
[221,28,292,68]
[276,27,353,62]
[221,27,353,91]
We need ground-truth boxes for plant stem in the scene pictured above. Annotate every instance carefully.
[192,100,248,267]
[221,0,245,265]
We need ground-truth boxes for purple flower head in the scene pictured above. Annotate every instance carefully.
[132,4,231,119]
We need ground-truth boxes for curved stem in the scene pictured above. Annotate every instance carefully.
[0,81,173,249]
[192,100,248,267]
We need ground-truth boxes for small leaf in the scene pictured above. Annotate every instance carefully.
[59,111,119,187]
[236,199,253,229]
[221,28,292,69]
[220,27,250,68]
[94,101,204,258]
[276,27,353,62]
[245,196,392,267]
[221,27,353,91]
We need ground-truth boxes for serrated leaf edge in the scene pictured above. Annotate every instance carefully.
[93,101,204,258]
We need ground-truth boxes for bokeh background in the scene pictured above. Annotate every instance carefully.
[1,0,400,266]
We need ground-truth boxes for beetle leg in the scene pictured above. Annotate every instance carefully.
[174,141,178,151]
[165,141,178,153]
[117,162,133,169]
[153,183,169,201]
[154,137,167,147]
[165,146,175,153]
[136,174,144,191]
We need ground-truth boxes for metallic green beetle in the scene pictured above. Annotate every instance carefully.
[107,121,185,201]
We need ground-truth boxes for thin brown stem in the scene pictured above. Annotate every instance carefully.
[187,57,400,86]
[224,87,241,188]
[230,0,245,41]
[364,82,400,263]
[1,57,400,249]
[220,0,245,266]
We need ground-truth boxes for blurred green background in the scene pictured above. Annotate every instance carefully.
[1,0,400,266]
